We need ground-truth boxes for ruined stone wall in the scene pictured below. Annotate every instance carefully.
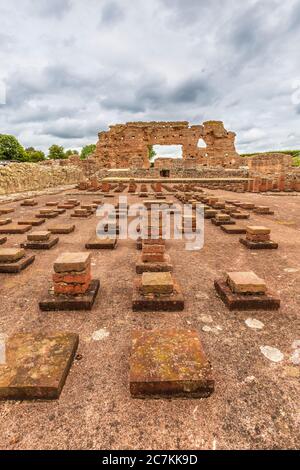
[0,162,84,195]
[246,153,293,175]
[93,121,242,169]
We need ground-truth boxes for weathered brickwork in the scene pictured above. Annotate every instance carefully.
[93,121,241,169]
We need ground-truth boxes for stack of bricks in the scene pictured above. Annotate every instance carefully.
[240,226,278,249]
[39,252,100,311]
[52,253,92,296]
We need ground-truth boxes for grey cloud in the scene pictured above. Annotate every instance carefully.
[99,1,125,27]
[1,0,300,153]
[31,0,72,18]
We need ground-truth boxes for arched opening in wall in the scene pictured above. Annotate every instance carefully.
[152,145,183,160]
[197,138,207,149]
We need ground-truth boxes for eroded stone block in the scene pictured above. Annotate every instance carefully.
[0,332,79,399]
[130,329,214,398]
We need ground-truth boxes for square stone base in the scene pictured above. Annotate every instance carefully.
[221,225,246,234]
[232,213,250,220]
[0,236,7,245]
[0,254,35,273]
[47,225,75,234]
[21,201,38,207]
[18,219,45,226]
[211,219,235,226]
[130,329,214,398]
[0,225,32,234]
[21,237,59,250]
[0,332,79,400]
[214,279,280,310]
[71,213,92,219]
[85,238,117,250]
[39,279,100,311]
[136,254,173,274]
[240,238,278,250]
[132,278,184,312]
[36,213,58,219]
[254,209,274,215]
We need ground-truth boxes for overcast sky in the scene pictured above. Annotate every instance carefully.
[0,0,300,155]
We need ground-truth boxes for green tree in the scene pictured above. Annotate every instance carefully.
[148,145,156,162]
[25,147,46,162]
[81,144,96,160]
[65,149,79,158]
[0,134,25,161]
[48,144,65,160]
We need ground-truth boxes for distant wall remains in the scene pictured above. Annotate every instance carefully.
[93,120,242,169]
[0,162,84,195]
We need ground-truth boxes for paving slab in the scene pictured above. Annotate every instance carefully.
[0,332,79,400]
[0,225,32,234]
[47,224,75,234]
[130,329,214,398]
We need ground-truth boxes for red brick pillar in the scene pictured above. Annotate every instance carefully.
[278,175,285,192]
[260,178,268,192]
[253,178,261,193]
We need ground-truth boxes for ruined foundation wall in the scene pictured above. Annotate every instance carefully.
[0,162,84,195]
[246,153,293,175]
[93,120,242,169]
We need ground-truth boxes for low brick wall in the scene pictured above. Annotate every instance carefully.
[0,163,84,195]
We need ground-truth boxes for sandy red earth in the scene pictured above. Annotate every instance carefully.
[0,187,299,450]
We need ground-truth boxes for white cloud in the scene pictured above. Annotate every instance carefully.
[0,0,300,154]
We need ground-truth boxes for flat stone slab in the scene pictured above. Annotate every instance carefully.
[0,332,79,400]
[18,219,45,226]
[0,225,32,234]
[39,279,100,311]
[35,213,58,219]
[133,277,184,311]
[21,200,38,206]
[0,248,25,262]
[130,329,214,398]
[227,271,267,294]
[141,272,174,295]
[231,213,250,220]
[0,237,7,245]
[46,202,59,207]
[246,226,270,235]
[28,231,51,241]
[47,224,75,234]
[240,238,278,250]
[221,225,246,234]
[136,254,173,274]
[54,252,91,273]
[85,238,117,250]
[52,209,66,215]
[0,219,12,226]
[0,208,14,215]
[214,279,280,311]
[211,219,235,226]
[21,237,59,250]
[71,213,92,219]
[0,254,35,273]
